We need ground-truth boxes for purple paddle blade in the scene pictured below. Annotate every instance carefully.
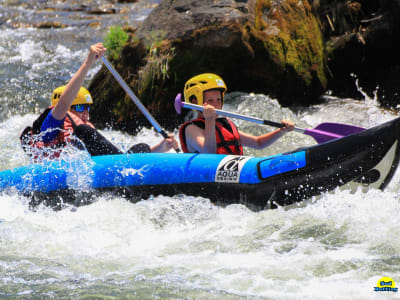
[305,122,366,143]
[174,93,183,114]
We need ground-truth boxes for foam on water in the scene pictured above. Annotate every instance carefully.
[0,114,33,169]
[1,186,399,298]
[300,79,397,129]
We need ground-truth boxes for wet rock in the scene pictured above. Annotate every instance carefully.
[316,0,400,107]
[87,6,118,15]
[35,21,67,29]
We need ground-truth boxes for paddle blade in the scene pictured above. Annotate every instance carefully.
[174,93,183,114]
[305,122,366,143]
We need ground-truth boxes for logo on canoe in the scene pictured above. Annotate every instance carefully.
[215,156,251,183]
[374,277,398,293]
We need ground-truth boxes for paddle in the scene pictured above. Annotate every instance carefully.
[174,93,365,144]
[100,56,180,152]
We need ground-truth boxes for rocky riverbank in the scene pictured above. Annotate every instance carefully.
[3,0,399,133]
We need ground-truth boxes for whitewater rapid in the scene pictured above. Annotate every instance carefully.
[1,1,400,299]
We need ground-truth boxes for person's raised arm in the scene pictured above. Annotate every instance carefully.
[51,43,106,120]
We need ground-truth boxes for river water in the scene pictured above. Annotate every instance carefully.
[1,1,400,299]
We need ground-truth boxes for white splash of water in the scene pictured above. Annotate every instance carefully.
[1,187,398,299]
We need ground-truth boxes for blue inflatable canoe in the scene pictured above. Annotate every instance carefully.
[1,117,400,210]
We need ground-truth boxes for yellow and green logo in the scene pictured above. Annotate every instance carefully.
[374,277,398,292]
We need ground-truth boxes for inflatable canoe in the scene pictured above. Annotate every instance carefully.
[1,117,400,210]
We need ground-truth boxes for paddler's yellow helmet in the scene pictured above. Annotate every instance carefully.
[184,73,227,106]
[51,86,93,107]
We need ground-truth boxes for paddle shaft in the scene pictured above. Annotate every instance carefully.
[180,102,305,134]
[101,56,180,152]
[101,57,166,136]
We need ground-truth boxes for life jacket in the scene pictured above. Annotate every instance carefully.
[47,110,95,147]
[179,117,243,155]
[20,107,94,161]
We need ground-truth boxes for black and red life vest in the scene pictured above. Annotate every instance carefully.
[20,107,94,161]
[179,117,243,155]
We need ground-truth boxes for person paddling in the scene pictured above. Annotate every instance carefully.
[20,43,178,161]
[178,73,295,154]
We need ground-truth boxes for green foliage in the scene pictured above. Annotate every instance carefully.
[137,43,175,98]
[104,26,128,60]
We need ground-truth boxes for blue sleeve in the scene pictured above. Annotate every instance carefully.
[41,109,65,143]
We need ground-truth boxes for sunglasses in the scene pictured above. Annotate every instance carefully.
[71,104,90,112]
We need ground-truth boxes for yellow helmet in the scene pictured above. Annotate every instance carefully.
[183,73,227,106]
[51,86,93,107]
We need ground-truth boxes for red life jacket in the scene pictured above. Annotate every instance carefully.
[20,107,94,161]
[179,117,243,155]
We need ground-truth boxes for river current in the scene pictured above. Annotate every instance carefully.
[1,1,400,299]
